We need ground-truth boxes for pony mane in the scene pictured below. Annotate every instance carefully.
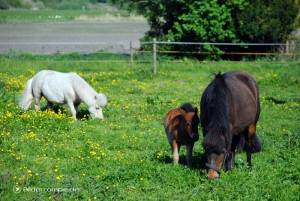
[180,103,196,112]
[204,73,232,150]
[71,73,98,106]
[71,73,95,93]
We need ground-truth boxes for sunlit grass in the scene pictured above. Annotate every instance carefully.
[0,59,299,200]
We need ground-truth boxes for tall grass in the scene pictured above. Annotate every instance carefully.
[0,58,299,200]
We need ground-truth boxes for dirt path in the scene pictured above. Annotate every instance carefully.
[0,21,149,54]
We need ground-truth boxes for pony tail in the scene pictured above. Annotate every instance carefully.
[19,78,34,110]
[96,93,107,107]
[251,134,262,153]
[237,133,262,153]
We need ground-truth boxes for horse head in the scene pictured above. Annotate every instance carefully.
[89,93,107,119]
[202,126,233,179]
[183,107,200,142]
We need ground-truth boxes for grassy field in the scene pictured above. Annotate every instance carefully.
[0,10,143,23]
[0,57,299,200]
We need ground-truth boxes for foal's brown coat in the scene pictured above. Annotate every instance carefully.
[164,103,199,167]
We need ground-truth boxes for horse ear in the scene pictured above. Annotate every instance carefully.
[194,107,198,114]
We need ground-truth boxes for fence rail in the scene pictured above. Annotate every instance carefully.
[141,41,288,46]
[138,39,299,74]
[1,39,299,74]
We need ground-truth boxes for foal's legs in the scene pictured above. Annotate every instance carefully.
[172,140,180,164]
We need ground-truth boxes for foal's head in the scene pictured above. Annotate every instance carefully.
[180,103,200,142]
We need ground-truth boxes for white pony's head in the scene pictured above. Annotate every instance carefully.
[89,93,107,120]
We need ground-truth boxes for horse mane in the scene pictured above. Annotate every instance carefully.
[177,103,195,130]
[203,73,232,150]
[71,73,98,105]
[180,103,196,112]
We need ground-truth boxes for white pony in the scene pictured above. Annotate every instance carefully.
[19,70,107,120]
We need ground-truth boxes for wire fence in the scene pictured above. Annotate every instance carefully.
[135,39,300,74]
[1,39,300,70]
[138,40,300,55]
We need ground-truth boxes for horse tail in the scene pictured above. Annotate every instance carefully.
[19,78,33,110]
[237,133,262,153]
[251,134,262,153]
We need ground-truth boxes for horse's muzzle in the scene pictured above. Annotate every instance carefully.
[206,162,222,173]
[207,168,220,179]
[205,151,230,179]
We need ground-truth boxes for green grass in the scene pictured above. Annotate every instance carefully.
[0,58,299,200]
[0,10,138,23]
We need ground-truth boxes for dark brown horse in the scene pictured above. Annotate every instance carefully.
[200,71,262,179]
[164,103,199,167]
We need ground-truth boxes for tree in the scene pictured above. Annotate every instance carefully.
[234,0,298,43]
[294,0,300,28]
[119,0,246,58]
[112,0,299,59]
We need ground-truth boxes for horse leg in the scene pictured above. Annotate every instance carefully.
[186,143,194,167]
[246,123,256,167]
[74,102,80,112]
[228,138,238,170]
[225,145,236,171]
[47,101,54,110]
[67,100,77,120]
[172,140,180,164]
[34,96,41,111]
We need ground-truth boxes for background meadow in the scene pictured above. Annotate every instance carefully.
[0,58,299,200]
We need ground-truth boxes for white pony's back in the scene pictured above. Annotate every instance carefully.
[32,70,90,104]
[19,70,107,120]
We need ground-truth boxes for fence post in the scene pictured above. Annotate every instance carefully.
[153,38,157,74]
[130,41,134,65]
[286,41,289,54]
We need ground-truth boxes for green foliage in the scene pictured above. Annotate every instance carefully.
[126,0,245,59]
[112,0,299,59]
[42,0,90,10]
[167,0,239,42]
[0,0,22,9]
[0,57,299,200]
[165,0,245,59]
[0,0,10,9]
[235,0,298,43]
